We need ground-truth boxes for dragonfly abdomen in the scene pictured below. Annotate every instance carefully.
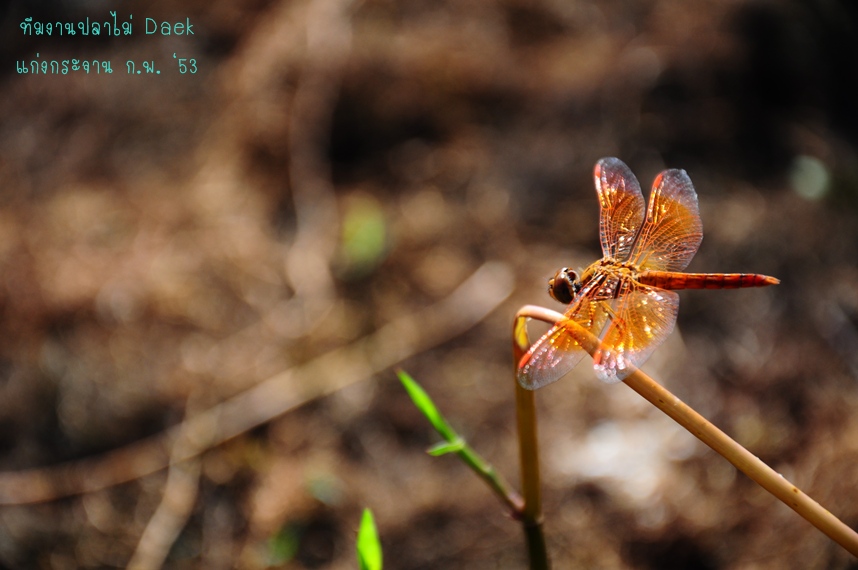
[638,271,780,290]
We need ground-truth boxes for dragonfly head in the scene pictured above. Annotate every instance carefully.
[548,267,580,305]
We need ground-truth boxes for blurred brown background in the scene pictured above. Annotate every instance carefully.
[2,0,858,568]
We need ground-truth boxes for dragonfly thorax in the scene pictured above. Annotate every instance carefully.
[550,259,643,305]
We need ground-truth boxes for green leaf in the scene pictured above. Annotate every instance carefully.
[356,508,382,570]
[427,438,466,456]
[396,370,457,442]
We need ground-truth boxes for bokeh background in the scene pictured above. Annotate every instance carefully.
[2,0,858,568]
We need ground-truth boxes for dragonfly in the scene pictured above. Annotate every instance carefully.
[517,157,779,388]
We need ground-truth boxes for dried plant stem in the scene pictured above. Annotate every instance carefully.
[513,315,550,570]
[0,262,513,505]
[624,368,858,557]
[128,397,207,570]
[514,304,858,559]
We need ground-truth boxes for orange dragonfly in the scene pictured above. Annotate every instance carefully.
[517,157,779,388]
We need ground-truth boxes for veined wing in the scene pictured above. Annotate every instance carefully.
[517,274,613,390]
[595,158,645,262]
[628,168,703,272]
[592,280,680,383]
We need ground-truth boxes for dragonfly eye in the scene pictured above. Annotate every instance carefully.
[548,268,579,304]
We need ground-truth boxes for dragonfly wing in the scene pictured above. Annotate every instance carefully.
[517,279,611,390]
[628,168,703,272]
[516,324,590,390]
[594,158,646,262]
[592,281,680,383]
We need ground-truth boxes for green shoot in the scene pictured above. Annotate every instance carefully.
[395,370,524,516]
[356,508,382,570]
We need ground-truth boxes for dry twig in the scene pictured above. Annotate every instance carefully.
[0,262,513,505]
[127,396,208,570]
[515,304,858,558]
